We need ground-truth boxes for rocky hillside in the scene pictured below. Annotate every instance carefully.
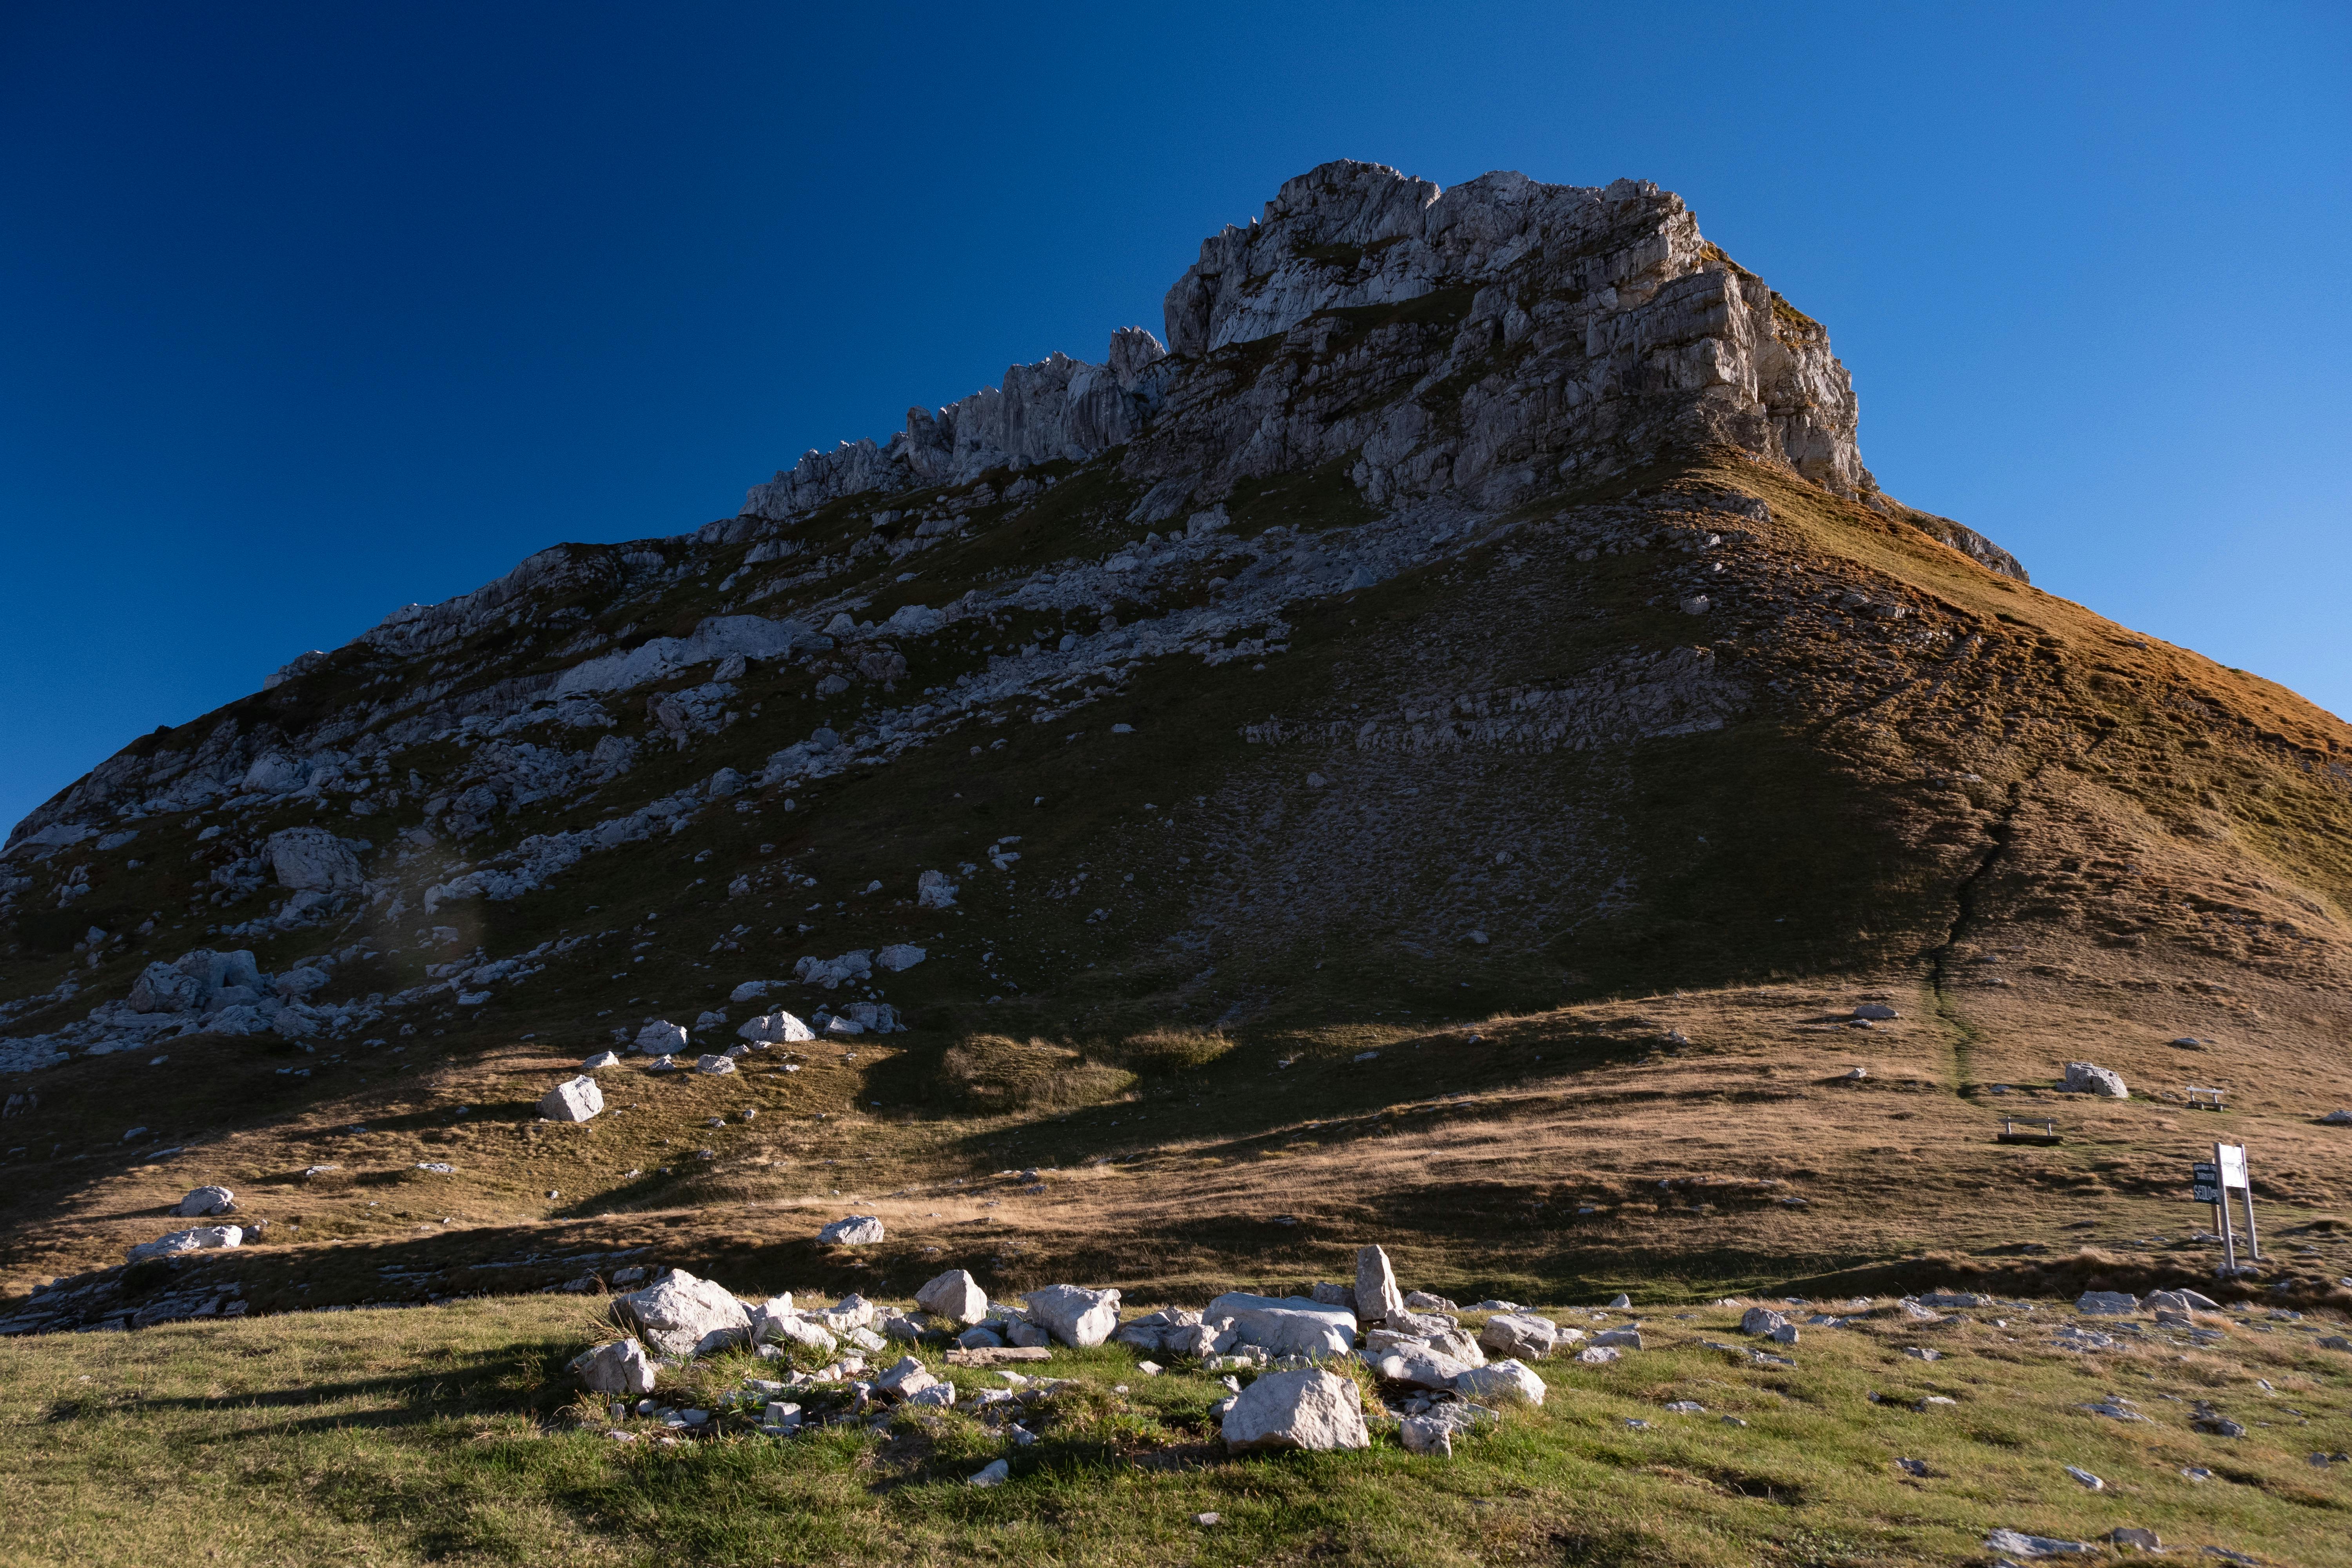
[4,161,2350,1310]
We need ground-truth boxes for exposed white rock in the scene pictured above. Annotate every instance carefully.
[1022,1284,1123,1347]
[1221,1367,1370,1453]
[916,1269,989,1326]
[1355,1244,1406,1322]
[1477,1312,1560,1360]
[795,951,873,989]
[693,1053,735,1075]
[127,1225,241,1263]
[175,1185,236,1218]
[612,1269,754,1359]
[1452,1358,1546,1405]
[570,1338,657,1394]
[738,1008,814,1043]
[634,1020,687,1055]
[2064,1062,2128,1098]
[265,828,365,892]
[818,1215,885,1246]
[875,944,926,973]
[582,1051,622,1070]
[1205,1292,1357,1357]
[540,1075,604,1122]
[916,870,958,909]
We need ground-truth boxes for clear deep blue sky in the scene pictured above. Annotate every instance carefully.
[3,2,2347,829]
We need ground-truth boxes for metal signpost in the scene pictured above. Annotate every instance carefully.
[2194,1142,2259,1275]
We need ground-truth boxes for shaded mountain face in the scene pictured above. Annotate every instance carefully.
[2,158,2346,1088]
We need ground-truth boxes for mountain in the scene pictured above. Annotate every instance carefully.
[4,161,2349,1321]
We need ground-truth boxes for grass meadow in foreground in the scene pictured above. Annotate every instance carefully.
[1,1294,2348,1567]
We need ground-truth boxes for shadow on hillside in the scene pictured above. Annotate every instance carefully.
[49,1340,579,1434]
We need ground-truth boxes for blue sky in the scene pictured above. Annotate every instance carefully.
[2,1,2347,829]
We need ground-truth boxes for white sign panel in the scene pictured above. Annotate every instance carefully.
[2217,1143,2249,1190]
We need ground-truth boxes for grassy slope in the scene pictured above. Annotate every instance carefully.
[2,1292,2345,1567]
[4,453,2352,1314]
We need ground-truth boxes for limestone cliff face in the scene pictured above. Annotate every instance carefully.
[1149,162,1873,507]
[744,160,1880,528]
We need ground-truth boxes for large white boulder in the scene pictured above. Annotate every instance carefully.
[694,1054,736,1075]
[2063,1062,2128,1098]
[1476,1312,1560,1360]
[1355,1244,1406,1321]
[634,1020,687,1054]
[1221,1368,1371,1453]
[1023,1284,1123,1347]
[728,980,776,1004]
[1366,1346,1472,1389]
[817,1215,884,1245]
[612,1269,754,1359]
[539,1075,604,1122]
[582,1051,622,1070]
[739,1009,814,1044]
[916,870,958,909]
[175,1185,236,1218]
[569,1338,657,1394]
[265,827,364,892]
[915,1269,989,1325]
[127,1225,242,1264]
[876,944,926,973]
[1206,1292,1357,1357]
[1452,1358,1546,1405]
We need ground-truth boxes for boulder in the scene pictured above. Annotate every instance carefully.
[873,1356,942,1400]
[2063,1061,2128,1098]
[126,1224,241,1263]
[817,1215,884,1246]
[739,1009,815,1043]
[1404,1290,1458,1312]
[1112,1307,1206,1355]
[1740,1307,1789,1337]
[693,1054,736,1075]
[1478,1312,1560,1360]
[612,1269,754,1359]
[875,944,926,973]
[728,980,777,1003]
[569,1338,657,1394]
[761,1314,837,1354]
[1023,1284,1123,1347]
[956,1325,1004,1349]
[539,1075,604,1122]
[916,870,958,909]
[1220,1368,1370,1453]
[1917,1291,1992,1308]
[1309,1281,1359,1312]
[1366,1347,1471,1389]
[1591,1328,1643,1349]
[175,1185,236,1218]
[126,961,203,1014]
[1575,1345,1621,1364]
[1400,1413,1456,1455]
[1984,1528,2092,1559]
[1205,1292,1357,1357]
[582,1051,622,1069]
[1452,1358,1546,1405]
[265,827,365,892]
[2076,1290,2139,1315]
[2320,1109,2352,1126]
[1354,1244,1406,1321]
[1851,1002,1898,1021]
[915,1269,989,1325]
[634,1020,687,1054]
